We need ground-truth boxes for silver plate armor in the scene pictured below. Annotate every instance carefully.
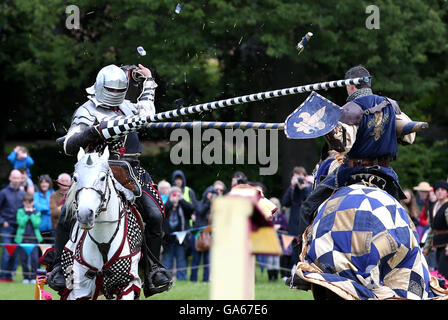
[64,73,158,156]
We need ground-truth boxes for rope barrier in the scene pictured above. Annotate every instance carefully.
[1,229,297,240]
[0,260,292,279]
[0,233,55,241]
[164,260,293,274]
[0,269,40,277]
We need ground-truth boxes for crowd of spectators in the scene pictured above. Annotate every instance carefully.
[1,144,447,286]
[153,168,315,283]
[0,146,71,283]
[396,179,448,282]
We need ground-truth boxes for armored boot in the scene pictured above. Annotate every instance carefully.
[141,232,173,296]
[285,273,311,291]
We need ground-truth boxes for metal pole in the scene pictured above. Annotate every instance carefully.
[147,77,370,122]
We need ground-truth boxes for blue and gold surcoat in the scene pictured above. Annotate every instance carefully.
[322,93,402,190]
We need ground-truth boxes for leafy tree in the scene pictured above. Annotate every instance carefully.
[1,0,448,192]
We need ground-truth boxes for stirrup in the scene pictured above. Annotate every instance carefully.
[47,264,67,292]
[285,274,311,291]
[145,268,173,296]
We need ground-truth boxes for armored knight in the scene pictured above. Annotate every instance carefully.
[286,65,422,290]
[297,65,418,248]
[48,64,172,296]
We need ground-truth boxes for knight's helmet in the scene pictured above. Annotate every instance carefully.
[86,65,128,107]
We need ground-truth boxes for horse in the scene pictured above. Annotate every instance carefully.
[59,146,144,300]
[295,182,448,300]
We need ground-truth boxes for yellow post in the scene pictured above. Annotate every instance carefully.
[34,275,45,300]
[210,196,254,300]
[34,271,52,300]
[34,279,41,300]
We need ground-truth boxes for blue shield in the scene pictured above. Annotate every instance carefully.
[284,91,342,139]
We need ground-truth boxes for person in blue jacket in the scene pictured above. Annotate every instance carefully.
[8,146,34,178]
[33,175,54,243]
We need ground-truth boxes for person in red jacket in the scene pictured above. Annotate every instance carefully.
[414,181,436,231]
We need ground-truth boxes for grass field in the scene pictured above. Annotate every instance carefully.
[0,263,313,300]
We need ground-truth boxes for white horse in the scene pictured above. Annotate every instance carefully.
[60,147,144,300]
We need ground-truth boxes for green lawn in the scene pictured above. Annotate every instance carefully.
[0,263,313,300]
[150,272,313,300]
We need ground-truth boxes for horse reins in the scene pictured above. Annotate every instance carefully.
[74,172,124,264]
[87,215,123,265]
[72,173,111,218]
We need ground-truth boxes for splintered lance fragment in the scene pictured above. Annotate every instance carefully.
[175,3,183,14]
[137,46,146,56]
[296,32,313,54]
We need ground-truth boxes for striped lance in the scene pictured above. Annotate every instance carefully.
[99,76,370,140]
[145,121,285,130]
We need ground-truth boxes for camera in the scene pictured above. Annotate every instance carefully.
[297,177,305,184]
[236,177,248,185]
[210,188,219,198]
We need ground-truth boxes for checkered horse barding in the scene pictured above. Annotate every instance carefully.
[59,148,144,300]
[296,184,448,300]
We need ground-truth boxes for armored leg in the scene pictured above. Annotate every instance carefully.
[295,182,335,266]
[298,184,334,238]
[284,184,333,292]
[54,206,74,264]
[137,193,163,259]
[136,192,173,296]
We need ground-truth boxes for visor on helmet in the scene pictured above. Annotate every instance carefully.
[104,87,127,93]
[88,65,129,107]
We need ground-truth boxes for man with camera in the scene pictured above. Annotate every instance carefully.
[281,166,311,266]
[162,187,195,281]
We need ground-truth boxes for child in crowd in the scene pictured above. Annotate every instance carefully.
[15,193,42,284]
[34,175,55,242]
[158,180,171,204]
[8,146,34,178]
[17,168,35,194]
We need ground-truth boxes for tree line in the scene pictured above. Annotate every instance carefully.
[1,0,447,192]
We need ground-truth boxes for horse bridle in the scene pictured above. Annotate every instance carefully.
[73,170,125,264]
[73,170,112,220]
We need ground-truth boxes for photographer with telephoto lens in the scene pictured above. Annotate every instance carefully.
[281,166,311,267]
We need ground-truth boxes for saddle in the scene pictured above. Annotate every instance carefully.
[108,160,142,197]
[346,166,406,201]
[107,161,172,297]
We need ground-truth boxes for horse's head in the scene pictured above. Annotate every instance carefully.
[73,147,112,229]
